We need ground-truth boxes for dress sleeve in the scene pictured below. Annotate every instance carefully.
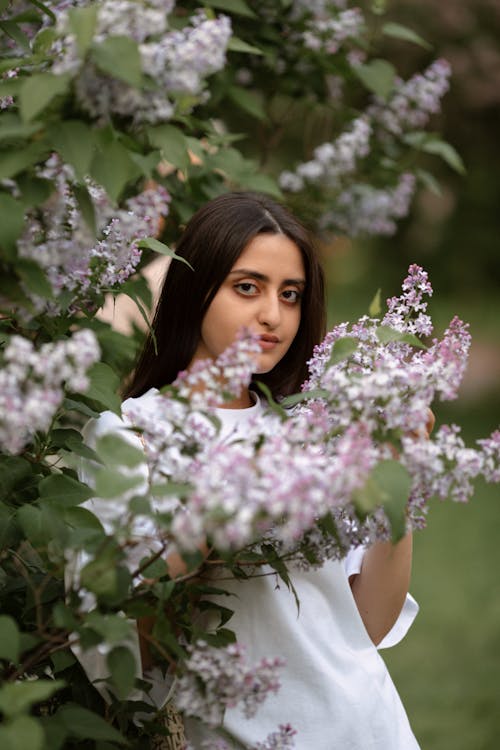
[343,545,419,650]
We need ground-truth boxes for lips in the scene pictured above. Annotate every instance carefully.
[259,334,280,343]
[258,334,280,351]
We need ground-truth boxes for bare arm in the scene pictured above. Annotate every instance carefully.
[349,532,413,646]
[350,409,434,645]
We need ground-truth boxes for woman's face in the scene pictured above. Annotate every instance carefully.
[192,233,305,374]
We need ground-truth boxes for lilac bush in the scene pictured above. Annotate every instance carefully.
[0,1,472,746]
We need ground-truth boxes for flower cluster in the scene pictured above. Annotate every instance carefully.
[369,59,452,136]
[121,333,262,491]
[174,641,284,727]
[120,266,499,557]
[171,420,376,554]
[302,8,365,55]
[279,117,372,193]
[50,2,232,124]
[0,329,100,455]
[174,331,262,410]
[301,264,500,524]
[17,156,170,314]
[318,173,416,236]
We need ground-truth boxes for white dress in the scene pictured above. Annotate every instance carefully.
[74,389,420,749]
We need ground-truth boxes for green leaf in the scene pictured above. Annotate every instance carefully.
[0,455,33,501]
[254,381,287,419]
[63,506,104,534]
[421,139,466,175]
[17,174,54,208]
[92,36,142,88]
[147,124,190,170]
[30,0,57,24]
[139,554,168,578]
[85,612,132,643]
[0,142,49,179]
[227,36,263,55]
[353,59,396,100]
[17,505,44,544]
[68,4,98,56]
[0,114,41,141]
[63,397,101,419]
[56,704,127,744]
[47,121,94,180]
[371,460,412,541]
[0,615,20,663]
[368,288,382,317]
[0,716,44,750]
[0,680,64,717]
[51,427,101,462]
[416,168,442,196]
[382,22,431,50]
[82,559,131,606]
[137,237,194,270]
[376,325,428,349]
[0,192,25,255]
[204,0,256,17]
[16,259,53,298]
[227,85,267,120]
[90,139,137,202]
[19,73,71,122]
[327,336,359,366]
[0,20,31,52]
[107,646,137,699]
[95,433,145,468]
[73,182,97,235]
[82,362,121,414]
[38,473,93,506]
[93,467,144,498]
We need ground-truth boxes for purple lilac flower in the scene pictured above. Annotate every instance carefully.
[174,330,262,410]
[17,156,170,314]
[279,117,371,193]
[320,173,416,236]
[50,3,231,124]
[174,641,285,727]
[369,59,452,136]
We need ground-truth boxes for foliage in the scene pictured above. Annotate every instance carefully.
[0,0,478,747]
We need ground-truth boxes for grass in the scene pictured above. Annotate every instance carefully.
[382,400,500,749]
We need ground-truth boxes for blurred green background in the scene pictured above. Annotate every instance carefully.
[324,2,500,747]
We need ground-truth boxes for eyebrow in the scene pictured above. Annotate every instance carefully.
[228,268,306,287]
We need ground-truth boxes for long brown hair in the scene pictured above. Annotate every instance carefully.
[126,192,326,399]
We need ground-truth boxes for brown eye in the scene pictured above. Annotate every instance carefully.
[281,289,301,304]
[235,282,258,296]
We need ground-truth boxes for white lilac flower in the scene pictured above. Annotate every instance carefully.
[320,172,416,236]
[17,156,170,314]
[50,3,231,124]
[477,431,500,483]
[369,58,452,137]
[279,117,371,192]
[174,641,285,727]
[0,329,100,455]
[302,8,365,55]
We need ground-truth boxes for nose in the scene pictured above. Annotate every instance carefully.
[257,292,281,329]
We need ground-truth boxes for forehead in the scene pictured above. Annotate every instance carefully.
[232,233,305,277]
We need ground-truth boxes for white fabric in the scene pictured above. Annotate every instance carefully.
[73,390,420,748]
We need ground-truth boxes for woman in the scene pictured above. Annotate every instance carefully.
[80,192,420,749]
